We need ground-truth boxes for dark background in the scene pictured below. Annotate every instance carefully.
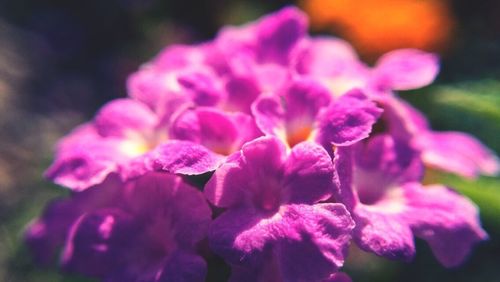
[0,1,499,281]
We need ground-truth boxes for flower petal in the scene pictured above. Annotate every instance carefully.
[146,140,224,175]
[224,74,261,113]
[317,90,382,146]
[209,203,354,281]
[153,44,208,71]
[416,131,499,178]
[208,206,276,266]
[252,78,332,147]
[215,6,306,65]
[126,66,192,122]
[256,6,308,64]
[283,78,332,146]
[275,203,354,281]
[283,142,334,204]
[332,147,357,209]
[204,152,245,207]
[171,108,260,156]
[283,78,332,124]
[61,209,137,278]
[403,183,488,267]
[373,49,439,90]
[251,95,285,137]
[352,205,415,262]
[378,95,430,139]
[93,98,158,138]
[127,172,212,248]
[353,134,423,197]
[293,37,359,76]
[205,136,286,208]
[25,199,82,265]
[158,251,207,282]
[45,138,125,191]
[177,69,224,107]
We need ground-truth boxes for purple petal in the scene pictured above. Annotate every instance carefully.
[333,140,418,261]
[252,78,332,147]
[283,142,334,204]
[126,65,195,125]
[373,49,439,90]
[61,210,136,278]
[352,205,415,262]
[214,7,306,65]
[204,152,245,207]
[27,171,211,280]
[54,123,100,152]
[128,172,212,248]
[241,135,286,177]
[292,37,370,97]
[153,44,208,71]
[293,37,359,76]
[209,203,354,281]
[45,138,126,191]
[317,90,382,147]
[379,95,430,139]
[251,95,285,137]
[208,207,276,267]
[416,131,499,178]
[283,77,332,124]
[253,63,291,93]
[25,175,124,264]
[353,134,423,198]
[275,204,354,281]
[283,78,332,146]
[379,96,499,178]
[93,98,158,138]
[146,140,224,175]
[403,183,488,267]
[158,251,207,282]
[224,74,261,113]
[177,69,224,107]
[256,6,308,64]
[332,147,357,209]
[105,248,207,282]
[127,66,188,111]
[170,108,238,155]
[25,199,83,265]
[205,136,286,209]
[171,108,261,156]
[127,44,210,110]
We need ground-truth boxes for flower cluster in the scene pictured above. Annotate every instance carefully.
[26,7,497,282]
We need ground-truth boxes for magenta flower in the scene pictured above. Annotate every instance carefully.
[45,97,261,192]
[45,98,226,191]
[252,78,382,149]
[205,136,355,281]
[128,7,307,116]
[371,49,440,92]
[25,172,211,281]
[127,44,223,113]
[293,37,439,97]
[27,5,496,282]
[213,6,306,67]
[333,134,488,266]
[170,107,261,156]
[380,95,499,178]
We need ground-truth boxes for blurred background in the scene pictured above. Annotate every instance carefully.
[0,0,499,281]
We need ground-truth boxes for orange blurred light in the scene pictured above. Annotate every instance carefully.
[301,0,455,59]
